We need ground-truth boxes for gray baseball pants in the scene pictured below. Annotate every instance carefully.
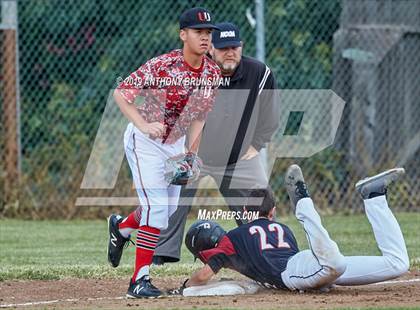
[154,155,269,262]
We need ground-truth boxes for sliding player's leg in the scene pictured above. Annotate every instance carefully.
[335,168,409,286]
[281,165,346,291]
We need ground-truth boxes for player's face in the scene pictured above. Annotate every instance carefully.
[181,28,212,55]
[211,45,242,76]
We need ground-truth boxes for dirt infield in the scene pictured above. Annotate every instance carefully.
[1,272,420,309]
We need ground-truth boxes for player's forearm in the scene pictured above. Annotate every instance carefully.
[187,119,205,154]
[185,265,215,287]
[186,275,208,287]
[113,89,148,131]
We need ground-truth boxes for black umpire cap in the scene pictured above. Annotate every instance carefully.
[212,22,242,48]
[179,7,220,30]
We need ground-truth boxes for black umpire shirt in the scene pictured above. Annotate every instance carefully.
[198,55,279,166]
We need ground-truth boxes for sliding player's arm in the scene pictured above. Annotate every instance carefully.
[185,264,215,287]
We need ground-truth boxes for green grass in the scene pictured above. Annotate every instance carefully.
[0,213,419,281]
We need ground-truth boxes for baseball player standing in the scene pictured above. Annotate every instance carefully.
[153,22,280,264]
[180,166,409,293]
[107,7,221,298]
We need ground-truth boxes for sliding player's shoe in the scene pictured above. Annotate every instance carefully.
[355,168,405,199]
[285,164,310,211]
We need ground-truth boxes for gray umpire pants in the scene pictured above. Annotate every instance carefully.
[154,155,269,262]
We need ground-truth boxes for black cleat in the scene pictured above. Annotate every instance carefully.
[107,214,131,268]
[126,276,162,298]
[285,164,310,211]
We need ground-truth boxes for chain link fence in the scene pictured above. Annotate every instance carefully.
[0,0,419,218]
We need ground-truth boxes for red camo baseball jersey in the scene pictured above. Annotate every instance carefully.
[117,49,221,143]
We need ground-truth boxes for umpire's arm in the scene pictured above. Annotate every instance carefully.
[251,71,280,151]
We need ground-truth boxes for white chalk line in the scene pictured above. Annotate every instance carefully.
[0,296,124,308]
[1,278,419,308]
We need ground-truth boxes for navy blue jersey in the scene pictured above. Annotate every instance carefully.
[199,218,299,289]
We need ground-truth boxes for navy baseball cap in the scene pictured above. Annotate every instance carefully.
[179,7,219,30]
[212,22,241,48]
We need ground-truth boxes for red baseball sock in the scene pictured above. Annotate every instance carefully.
[119,210,140,229]
[118,208,141,238]
[132,226,160,282]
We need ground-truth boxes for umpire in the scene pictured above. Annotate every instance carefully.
[153,22,280,264]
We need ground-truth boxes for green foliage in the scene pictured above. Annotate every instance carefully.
[270,147,353,215]
[266,0,340,88]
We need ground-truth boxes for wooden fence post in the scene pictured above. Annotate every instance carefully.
[1,0,20,208]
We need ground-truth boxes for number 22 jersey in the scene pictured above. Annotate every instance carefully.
[199,218,299,289]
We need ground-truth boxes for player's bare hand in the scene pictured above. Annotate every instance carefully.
[241,145,259,160]
[143,122,165,138]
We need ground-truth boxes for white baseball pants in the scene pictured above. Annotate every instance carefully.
[334,195,409,285]
[281,195,409,290]
[124,123,185,230]
[281,198,347,290]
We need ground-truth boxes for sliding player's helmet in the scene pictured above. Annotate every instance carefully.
[185,220,226,259]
